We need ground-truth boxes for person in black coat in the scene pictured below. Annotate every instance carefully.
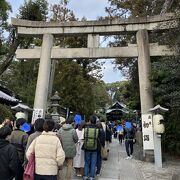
[0,126,21,180]
[105,122,112,151]
[96,122,105,176]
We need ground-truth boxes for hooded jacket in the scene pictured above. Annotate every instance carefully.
[58,124,78,158]
[0,139,21,180]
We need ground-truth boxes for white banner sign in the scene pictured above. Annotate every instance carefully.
[142,114,154,150]
[32,109,44,124]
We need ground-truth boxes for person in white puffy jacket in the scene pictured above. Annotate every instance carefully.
[26,119,65,180]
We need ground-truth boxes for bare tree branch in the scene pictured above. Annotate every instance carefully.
[160,0,174,14]
[151,0,158,14]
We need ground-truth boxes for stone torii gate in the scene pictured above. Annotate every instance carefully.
[12,13,177,166]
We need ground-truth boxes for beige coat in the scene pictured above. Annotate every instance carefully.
[26,131,65,175]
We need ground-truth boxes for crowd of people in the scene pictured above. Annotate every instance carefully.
[0,114,136,180]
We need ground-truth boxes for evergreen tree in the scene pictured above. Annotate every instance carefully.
[0,0,12,72]
[50,0,107,115]
[1,0,49,106]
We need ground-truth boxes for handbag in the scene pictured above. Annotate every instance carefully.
[101,146,108,160]
[24,153,35,180]
[133,138,136,144]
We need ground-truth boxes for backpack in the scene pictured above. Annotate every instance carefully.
[84,127,99,150]
[126,128,135,139]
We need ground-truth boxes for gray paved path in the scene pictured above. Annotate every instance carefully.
[72,138,180,180]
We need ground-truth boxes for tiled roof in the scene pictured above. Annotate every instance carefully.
[11,103,32,111]
[0,90,19,105]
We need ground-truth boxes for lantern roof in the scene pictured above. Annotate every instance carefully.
[149,104,169,112]
[50,91,60,101]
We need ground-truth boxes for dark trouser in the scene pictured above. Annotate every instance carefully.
[114,132,117,138]
[15,165,23,180]
[118,134,124,143]
[96,151,102,174]
[125,140,133,156]
[35,174,57,180]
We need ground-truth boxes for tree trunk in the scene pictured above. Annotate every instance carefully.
[0,38,20,76]
[160,0,174,14]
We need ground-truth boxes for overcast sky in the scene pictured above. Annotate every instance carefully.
[8,0,125,83]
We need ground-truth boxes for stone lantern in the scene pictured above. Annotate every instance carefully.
[50,91,60,123]
[149,104,169,168]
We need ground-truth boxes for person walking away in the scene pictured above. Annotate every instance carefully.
[118,127,124,144]
[73,122,85,177]
[117,121,124,144]
[24,118,45,165]
[9,118,28,180]
[124,122,135,159]
[113,123,118,139]
[0,126,21,180]
[58,117,78,180]
[105,121,112,152]
[96,122,105,176]
[26,119,65,180]
[83,115,104,180]
[25,118,45,151]
[100,119,106,132]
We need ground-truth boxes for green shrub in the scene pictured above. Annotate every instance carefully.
[0,104,13,123]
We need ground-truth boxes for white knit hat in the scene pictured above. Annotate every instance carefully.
[15,112,27,120]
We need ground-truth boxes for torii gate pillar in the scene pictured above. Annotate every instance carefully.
[32,34,53,122]
[136,29,154,160]
[136,29,154,114]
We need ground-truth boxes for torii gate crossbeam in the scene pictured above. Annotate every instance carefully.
[16,44,174,59]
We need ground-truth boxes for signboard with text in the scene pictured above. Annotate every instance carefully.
[142,114,154,150]
[32,109,44,124]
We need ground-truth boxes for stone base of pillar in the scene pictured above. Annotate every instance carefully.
[134,145,154,162]
[172,174,180,180]
[143,150,154,162]
[133,144,144,161]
